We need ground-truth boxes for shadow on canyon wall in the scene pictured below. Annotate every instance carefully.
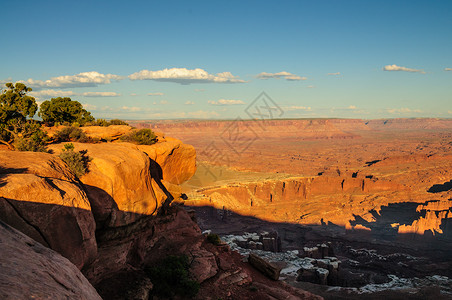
[187,201,452,262]
[428,180,452,193]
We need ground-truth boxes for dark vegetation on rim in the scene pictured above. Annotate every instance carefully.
[145,255,200,298]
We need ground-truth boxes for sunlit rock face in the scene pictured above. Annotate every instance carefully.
[47,138,196,229]
[0,150,97,269]
[0,137,197,269]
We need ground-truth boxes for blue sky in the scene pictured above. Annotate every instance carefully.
[1,0,451,120]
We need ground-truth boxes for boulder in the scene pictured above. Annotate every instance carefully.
[0,221,101,300]
[248,253,282,280]
[189,249,219,283]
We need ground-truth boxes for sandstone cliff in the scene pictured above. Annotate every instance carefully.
[0,136,196,270]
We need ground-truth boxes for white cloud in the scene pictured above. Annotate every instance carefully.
[185,101,195,105]
[348,105,357,109]
[29,89,120,99]
[82,103,97,110]
[81,92,120,97]
[208,99,245,105]
[327,72,341,76]
[387,107,422,114]
[160,100,168,104]
[383,64,425,74]
[448,110,452,114]
[256,71,306,81]
[130,93,138,96]
[121,106,142,112]
[147,92,164,96]
[194,89,205,92]
[445,68,452,71]
[21,71,123,90]
[307,85,315,88]
[129,68,245,84]
[283,106,312,111]
[29,89,76,99]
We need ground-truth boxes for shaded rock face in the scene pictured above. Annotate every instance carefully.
[0,221,101,300]
[0,151,97,269]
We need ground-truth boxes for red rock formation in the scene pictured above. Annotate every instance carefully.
[47,138,196,229]
[0,221,101,300]
[0,150,97,269]
[398,200,452,235]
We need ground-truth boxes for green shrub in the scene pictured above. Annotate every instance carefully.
[88,119,129,126]
[54,126,89,143]
[59,143,91,178]
[13,128,49,152]
[108,119,129,126]
[92,119,109,126]
[207,233,221,245]
[120,129,157,145]
[145,255,200,298]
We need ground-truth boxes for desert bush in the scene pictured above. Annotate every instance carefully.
[13,127,49,152]
[88,119,129,126]
[207,233,221,245]
[145,255,199,298]
[108,119,128,126]
[59,143,91,178]
[120,129,157,145]
[53,126,89,143]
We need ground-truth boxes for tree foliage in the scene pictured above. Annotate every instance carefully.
[38,97,94,126]
[0,82,48,151]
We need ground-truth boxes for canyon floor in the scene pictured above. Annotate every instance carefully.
[131,118,452,299]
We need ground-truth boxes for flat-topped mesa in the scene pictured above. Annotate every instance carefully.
[194,175,410,223]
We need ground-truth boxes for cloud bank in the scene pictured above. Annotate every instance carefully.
[21,71,122,90]
[445,68,452,71]
[387,107,422,114]
[327,72,341,76]
[256,71,306,81]
[29,89,120,99]
[383,64,425,74]
[147,92,164,96]
[208,99,245,105]
[129,68,245,84]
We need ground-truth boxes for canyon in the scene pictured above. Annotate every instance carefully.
[0,126,321,299]
[130,118,452,298]
[1,118,451,299]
